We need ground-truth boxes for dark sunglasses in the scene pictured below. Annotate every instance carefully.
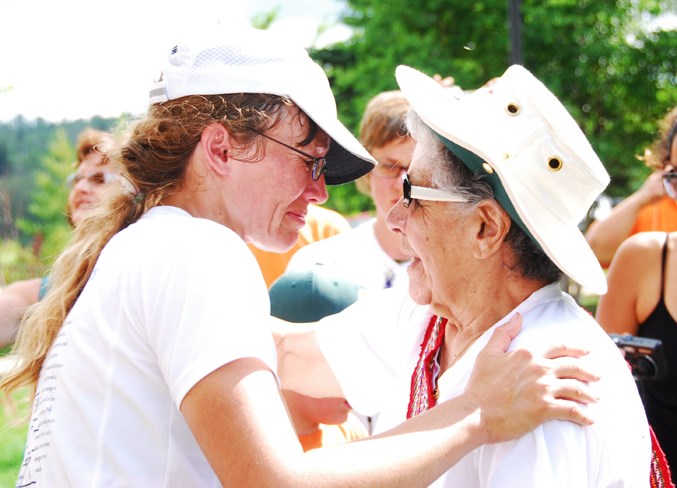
[402,173,468,208]
[67,171,119,188]
[662,172,677,199]
[254,130,327,181]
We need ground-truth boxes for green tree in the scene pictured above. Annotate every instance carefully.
[16,129,74,266]
[313,0,677,199]
[0,117,118,242]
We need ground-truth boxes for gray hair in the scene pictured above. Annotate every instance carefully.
[406,111,562,284]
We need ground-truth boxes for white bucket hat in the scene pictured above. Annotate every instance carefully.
[148,25,375,185]
[396,64,610,295]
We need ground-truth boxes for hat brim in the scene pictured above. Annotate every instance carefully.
[396,65,607,294]
[150,26,375,187]
[291,94,375,186]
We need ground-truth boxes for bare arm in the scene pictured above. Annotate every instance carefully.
[596,232,661,335]
[0,278,41,349]
[586,170,667,265]
[273,316,344,398]
[183,317,597,487]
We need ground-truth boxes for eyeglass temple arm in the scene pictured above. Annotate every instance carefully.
[410,185,467,203]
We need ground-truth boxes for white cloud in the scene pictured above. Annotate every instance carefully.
[0,0,349,122]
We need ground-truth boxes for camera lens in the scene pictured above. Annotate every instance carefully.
[632,356,657,380]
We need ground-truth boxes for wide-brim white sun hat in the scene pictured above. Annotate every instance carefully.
[396,64,609,295]
[148,25,375,185]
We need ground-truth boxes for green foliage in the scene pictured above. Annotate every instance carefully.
[251,6,281,29]
[0,240,44,285]
[327,182,375,216]
[0,388,29,486]
[2,4,676,252]
[313,0,677,197]
[16,129,74,265]
[0,116,117,247]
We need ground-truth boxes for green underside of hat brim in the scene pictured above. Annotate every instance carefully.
[434,132,539,248]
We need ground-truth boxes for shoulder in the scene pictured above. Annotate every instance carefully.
[288,230,349,268]
[116,207,255,275]
[137,207,245,248]
[1,277,42,302]
[289,220,378,269]
[614,231,665,266]
[303,205,351,241]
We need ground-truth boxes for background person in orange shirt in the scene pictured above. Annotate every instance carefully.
[586,105,677,267]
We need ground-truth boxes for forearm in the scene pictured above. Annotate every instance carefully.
[585,194,647,263]
[273,318,345,398]
[0,295,27,349]
[200,320,597,487]
[295,395,484,488]
[189,359,485,488]
[0,278,41,349]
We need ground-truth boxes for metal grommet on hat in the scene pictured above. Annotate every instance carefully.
[547,157,563,171]
[395,63,611,295]
[506,103,520,115]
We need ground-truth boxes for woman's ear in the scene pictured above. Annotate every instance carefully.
[472,200,511,259]
[200,123,232,176]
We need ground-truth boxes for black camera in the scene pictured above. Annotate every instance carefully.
[610,333,668,381]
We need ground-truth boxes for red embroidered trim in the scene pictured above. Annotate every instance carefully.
[405,325,674,487]
[407,314,447,419]
[650,424,675,487]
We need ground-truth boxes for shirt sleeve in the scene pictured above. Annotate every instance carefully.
[139,221,277,408]
[316,287,423,416]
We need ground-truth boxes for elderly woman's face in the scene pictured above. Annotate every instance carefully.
[386,143,472,315]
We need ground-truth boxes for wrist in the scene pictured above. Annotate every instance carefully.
[631,188,659,208]
[456,393,490,446]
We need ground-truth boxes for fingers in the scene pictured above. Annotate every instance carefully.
[542,343,589,360]
[548,377,598,405]
[483,313,522,353]
[542,346,600,383]
[547,356,600,383]
[432,73,456,88]
[466,332,602,444]
[539,400,595,426]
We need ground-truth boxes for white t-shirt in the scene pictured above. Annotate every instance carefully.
[317,283,651,487]
[18,206,277,487]
[286,218,410,292]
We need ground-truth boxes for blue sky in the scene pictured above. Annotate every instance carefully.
[0,0,350,122]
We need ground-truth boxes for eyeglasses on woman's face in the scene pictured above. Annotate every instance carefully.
[67,171,119,188]
[663,171,677,199]
[254,130,327,181]
[371,162,408,179]
[402,172,468,208]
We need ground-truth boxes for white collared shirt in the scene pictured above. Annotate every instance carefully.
[318,283,651,487]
